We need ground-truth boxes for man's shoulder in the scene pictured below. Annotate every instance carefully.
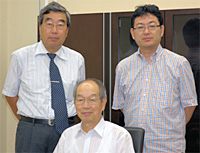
[116,52,138,72]
[117,53,136,66]
[62,46,84,59]
[62,123,80,136]
[163,48,184,58]
[104,121,128,133]
[119,53,137,64]
[12,43,38,56]
[162,48,188,63]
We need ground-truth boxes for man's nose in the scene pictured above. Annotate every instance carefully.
[82,99,91,108]
[51,24,58,33]
[143,26,150,33]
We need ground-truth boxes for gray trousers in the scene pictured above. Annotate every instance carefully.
[16,118,74,153]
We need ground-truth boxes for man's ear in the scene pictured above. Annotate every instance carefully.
[39,24,42,36]
[160,25,165,38]
[101,98,107,111]
[130,28,135,40]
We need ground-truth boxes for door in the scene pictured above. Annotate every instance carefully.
[165,9,200,153]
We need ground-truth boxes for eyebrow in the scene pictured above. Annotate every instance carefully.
[45,18,66,23]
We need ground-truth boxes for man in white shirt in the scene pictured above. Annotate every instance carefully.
[2,2,85,153]
[54,78,135,153]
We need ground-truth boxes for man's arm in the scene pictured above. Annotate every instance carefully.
[184,106,196,125]
[5,96,20,120]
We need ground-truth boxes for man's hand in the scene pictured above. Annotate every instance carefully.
[184,106,196,125]
[5,96,20,120]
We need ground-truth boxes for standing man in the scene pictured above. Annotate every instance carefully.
[2,2,85,153]
[112,4,197,153]
[54,78,135,153]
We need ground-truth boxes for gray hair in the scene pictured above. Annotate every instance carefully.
[73,78,107,102]
[39,1,71,27]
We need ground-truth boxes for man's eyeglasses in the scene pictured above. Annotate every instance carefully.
[75,96,101,105]
[133,25,161,32]
[44,22,66,30]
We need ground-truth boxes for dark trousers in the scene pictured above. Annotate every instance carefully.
[16,118,75,153]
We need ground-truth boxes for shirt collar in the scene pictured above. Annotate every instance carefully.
[137,44,163,61]
[93,117,105,138]
[77,117,105,138]
[35,41,68,61]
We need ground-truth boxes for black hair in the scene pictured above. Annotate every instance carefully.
[131,4,163,28]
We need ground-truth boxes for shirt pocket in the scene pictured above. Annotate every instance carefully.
[62,79,76,101]
[153,77,178,109]
[154,88,172,109]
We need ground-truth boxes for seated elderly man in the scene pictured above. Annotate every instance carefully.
[54,78,135,153]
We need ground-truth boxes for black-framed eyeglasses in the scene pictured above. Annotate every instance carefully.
[133,25,161,32]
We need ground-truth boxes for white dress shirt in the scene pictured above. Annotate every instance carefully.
[53,117,135,153]
[2,41,85,119]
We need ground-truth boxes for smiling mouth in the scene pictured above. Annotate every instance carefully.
[49,37,58,40]
[83,112,91,115]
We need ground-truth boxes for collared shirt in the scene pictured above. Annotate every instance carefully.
[2,41,85,119]
[112,45,197,153]
[53,117,135,153]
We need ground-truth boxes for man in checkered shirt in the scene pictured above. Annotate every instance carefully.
[112,4,197,153]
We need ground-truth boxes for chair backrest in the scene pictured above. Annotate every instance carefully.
[125,127,145,153]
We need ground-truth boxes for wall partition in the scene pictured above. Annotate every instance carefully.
[63,13,111,121]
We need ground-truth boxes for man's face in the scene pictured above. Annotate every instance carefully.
[130,13,164,52]
[39,11,69,53]
[75,81,106,129]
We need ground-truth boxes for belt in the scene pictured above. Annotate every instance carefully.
[20,115,75,126]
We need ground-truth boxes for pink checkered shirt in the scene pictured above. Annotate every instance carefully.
[112,45,197,153]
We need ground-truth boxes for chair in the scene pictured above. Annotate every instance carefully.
[125,127,145,153]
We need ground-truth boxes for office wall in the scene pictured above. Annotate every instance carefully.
[0,0,8,152]
[1,0,199,152]
[59,0,200,14]
[1,1,39,152]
